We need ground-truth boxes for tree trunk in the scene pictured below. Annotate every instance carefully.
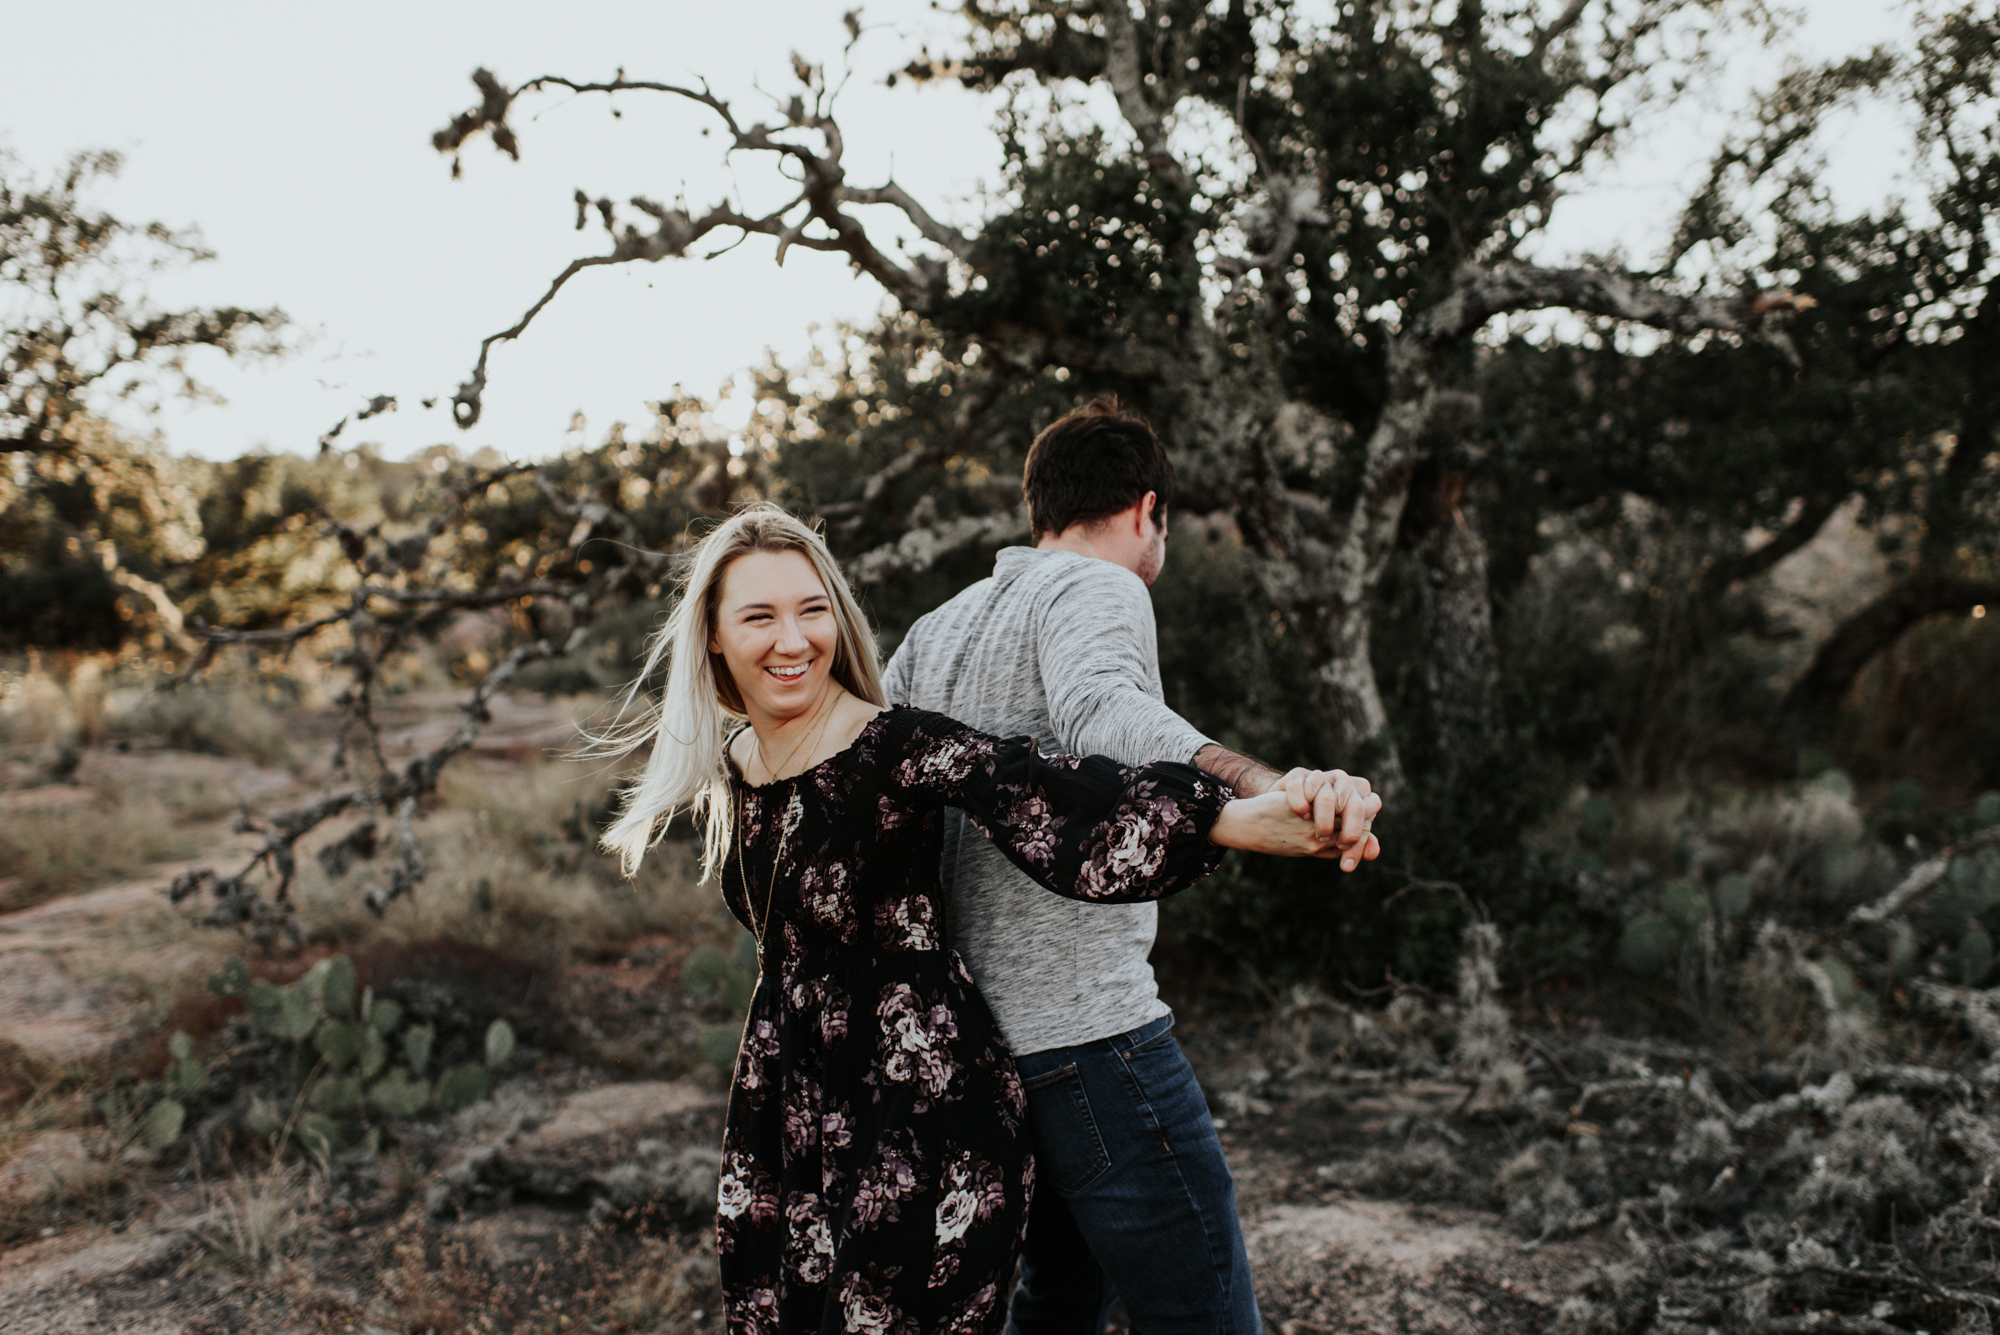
[1412,472,1504,776]
[1783,576,2000,717]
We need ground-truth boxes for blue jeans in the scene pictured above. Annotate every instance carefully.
[1004,1014,1261,1335]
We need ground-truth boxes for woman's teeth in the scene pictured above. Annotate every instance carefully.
[768,664,809,680]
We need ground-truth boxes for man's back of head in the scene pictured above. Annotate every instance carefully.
[1023,398,1174,543]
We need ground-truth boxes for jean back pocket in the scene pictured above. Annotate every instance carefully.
[1021,1062,1113,1193]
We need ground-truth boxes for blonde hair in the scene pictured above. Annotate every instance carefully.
[592,503,886,880]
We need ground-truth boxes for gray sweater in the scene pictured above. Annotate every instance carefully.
[882,546,1214,1055]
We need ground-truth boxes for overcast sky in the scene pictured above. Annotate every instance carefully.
[1,0,1910,463]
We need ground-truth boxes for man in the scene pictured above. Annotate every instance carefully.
[882,400,1380,1335]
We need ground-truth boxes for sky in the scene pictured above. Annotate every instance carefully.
[0,0,1913,463]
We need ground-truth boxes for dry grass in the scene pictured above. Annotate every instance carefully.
[189,1159,324,1275]
[297,759,726,961]
[606,1233,722,1331]
[0,1044,99,1180]
[0,790,208,913]
[100,683,295,770]
[0,664,84,749]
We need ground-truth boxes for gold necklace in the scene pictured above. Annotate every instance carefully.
[736,793,793,947]
[736,686,839,945]
[752,683,842,785]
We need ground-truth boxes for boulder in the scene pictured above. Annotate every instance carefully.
[427,1080,722,1215]
[0,951,135,1065]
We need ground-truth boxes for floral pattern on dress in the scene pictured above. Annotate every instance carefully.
[994,788,1061,867]
[926,1146,1010,1289]
[733,1017,782,1109]
[729,1285,781,1335]
[717,1144,781,1250]
[783,1191,836,1287]
[874,892,940,952]
[975,1046,1028,1135]
[715,707,1226,1333]
[868,982,962,1109]
[843,1130,925,1235]
[837,1267,919,1335]
[943,1283,1004,1335]
[1076,781,1215,901]
[893,729,996,792]
[797,861,855,943]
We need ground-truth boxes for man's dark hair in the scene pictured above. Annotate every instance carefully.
[1022,398,1174,540]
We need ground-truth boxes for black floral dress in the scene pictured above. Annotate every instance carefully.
[715,705,1227,1335]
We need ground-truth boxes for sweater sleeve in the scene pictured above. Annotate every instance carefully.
[879,707,1227,904]
[1035,561,1214,767]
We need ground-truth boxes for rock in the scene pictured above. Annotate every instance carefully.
[0,877,237,1066]
[1244,1196,1607,1332]
[589,1139,721,1222]
[427,1080,722,1215]
[0,951,137,1065]
[0,1226,198,1335]
[0,1131,107,1213]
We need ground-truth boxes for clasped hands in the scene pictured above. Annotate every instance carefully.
[1208,767,1383,871]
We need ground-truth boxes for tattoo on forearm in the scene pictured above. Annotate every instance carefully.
[1193,744,1282,798]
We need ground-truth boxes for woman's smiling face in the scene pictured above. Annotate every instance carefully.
[708,548,839,721]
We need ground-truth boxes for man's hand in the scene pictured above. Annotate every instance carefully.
[1276,767,1383,872]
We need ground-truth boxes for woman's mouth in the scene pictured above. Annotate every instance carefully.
[766,662,811,681]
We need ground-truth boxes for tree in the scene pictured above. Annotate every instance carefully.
[432,0,1816,787]
[1477,4,1999,776]
[0,150,284,458]
[0,150,286,650]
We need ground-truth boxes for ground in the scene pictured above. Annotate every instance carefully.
[0,690,1614,1334]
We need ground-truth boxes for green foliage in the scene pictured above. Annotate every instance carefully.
[435,1064,491,1112]
[313,1021,365,1072]
[368,996,403,1034]
[683,930,761,1070]
[402,1024,433,1077]
[699,1026,745,1072]
[192,953,508,1154]
[1956,922,1994,987]
[1618,916,1678,977]
[207,957,249,998]
[368,1068,431,1119]
[484,1019,515,1069]
[1715,874,1752,922]
[0,150,284,649]
[164,1031,205,1101]
[683,932,760,1014]
[142,1098,185,1151]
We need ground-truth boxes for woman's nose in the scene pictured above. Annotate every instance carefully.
[774,616,809,654]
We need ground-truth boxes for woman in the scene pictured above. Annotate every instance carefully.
[596,504,1328,1334]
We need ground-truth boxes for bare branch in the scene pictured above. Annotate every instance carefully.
[847,505,1030,585]
[1400,264,1816,381]
[1850,826,2000,925]
[434,69,976,428]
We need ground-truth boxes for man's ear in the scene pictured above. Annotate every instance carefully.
[1138,491,1159,533]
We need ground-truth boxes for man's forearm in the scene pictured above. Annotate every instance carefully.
[1193,743,1284,798]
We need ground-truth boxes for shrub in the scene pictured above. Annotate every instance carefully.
[101,682,293,768]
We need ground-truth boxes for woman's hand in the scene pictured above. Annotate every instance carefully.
[1209,790,1383,870]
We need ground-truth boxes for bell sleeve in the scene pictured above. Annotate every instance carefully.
[878,707,1228,904]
